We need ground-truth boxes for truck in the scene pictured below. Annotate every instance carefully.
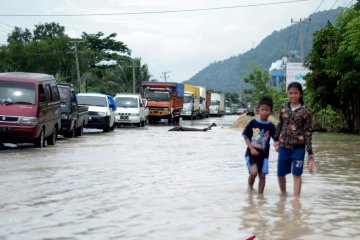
[196,86,210,119]
[141,82,184,124]
[180,84,200,120]
[209,92,225,117]
[114,93,148,127]
[57,84,89,138]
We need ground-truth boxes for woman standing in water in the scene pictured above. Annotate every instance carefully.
[274,82,315,197]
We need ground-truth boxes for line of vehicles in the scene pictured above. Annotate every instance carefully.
[0,72,226,148]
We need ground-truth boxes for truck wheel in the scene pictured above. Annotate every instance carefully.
[168,115,173,124]
[47,127,57,145]
[34,128,45,148]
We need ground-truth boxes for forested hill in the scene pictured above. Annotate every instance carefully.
[185,7,343,93]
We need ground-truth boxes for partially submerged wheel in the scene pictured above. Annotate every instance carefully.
[47,127,57,145]
[34,128,45,148]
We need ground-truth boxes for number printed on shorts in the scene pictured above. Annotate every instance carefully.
[296,160,303,168]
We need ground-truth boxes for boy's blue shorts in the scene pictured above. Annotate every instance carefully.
[277,146,305,176]
[246,154,269,174]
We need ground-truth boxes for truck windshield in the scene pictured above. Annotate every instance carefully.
[184,95,193,103]
[0,80,35,105]
[115,97,138,108]
[145,91,170,101]
[211,100,220,106]
[77,95,107,107]
[58,87,70,103]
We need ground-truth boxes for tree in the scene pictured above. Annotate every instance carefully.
[305,2,360,132]
[243,67,272,101]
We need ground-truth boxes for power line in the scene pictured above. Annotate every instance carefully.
[313,0,326,12]
[0,0,311,17]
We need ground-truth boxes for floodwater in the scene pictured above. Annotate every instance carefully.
[0,115,359,240]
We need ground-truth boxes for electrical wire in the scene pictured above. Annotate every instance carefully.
[0,0,311,17]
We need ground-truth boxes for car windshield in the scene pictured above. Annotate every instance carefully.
[77,95,107,107]
[58,87,70,103]
[211,100,220,106]
[0,80,36,105]
[145,91,170,101]
[115,97,138,108]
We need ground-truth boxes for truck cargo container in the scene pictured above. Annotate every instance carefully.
[209,92,225,117]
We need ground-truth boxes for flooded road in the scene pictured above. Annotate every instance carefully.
[1,115,359,240]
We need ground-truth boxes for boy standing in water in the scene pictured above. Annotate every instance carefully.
[243,97,276,194]
[274,81,315,197]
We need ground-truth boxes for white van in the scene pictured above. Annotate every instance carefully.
[114,93,148,127]
[76,93,116,132]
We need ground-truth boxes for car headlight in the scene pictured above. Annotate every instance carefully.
[98,112,107,116]
[61,114,69,119]
[163,108,169,111]
[131,113,140,116]
[19,117,38,125]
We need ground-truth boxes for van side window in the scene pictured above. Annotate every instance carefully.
[45,84,52,102]
[50,84,60,102]
[39,84,46,102]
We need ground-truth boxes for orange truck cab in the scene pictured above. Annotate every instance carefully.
[141,82,184,124]
[0,72,61,148]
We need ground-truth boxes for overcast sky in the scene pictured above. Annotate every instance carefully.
[0,0,354,82]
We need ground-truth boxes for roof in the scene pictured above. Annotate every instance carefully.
[0,72,54,81]
[77,92,108,97]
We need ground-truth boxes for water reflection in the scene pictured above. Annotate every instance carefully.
[0,119,359,239]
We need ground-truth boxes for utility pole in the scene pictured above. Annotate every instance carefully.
[69,40,84,92]
[160,71,171,82]
[119,59,140,93]
[291,18,311,64]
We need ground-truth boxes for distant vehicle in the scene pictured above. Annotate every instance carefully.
[141,82,184,124]
[209,92,225,117]
[76,93,116,132]
[237,108,248,115]
[181,84,200,120]
[197,86,210,118]
[225,107,232,115]
[114,93,148,127]
[0,72,61,148]
[57,83,89,138]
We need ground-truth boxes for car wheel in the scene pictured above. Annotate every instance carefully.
[34,128,45,148]
[47,127,57,145]
[76,125,83,136]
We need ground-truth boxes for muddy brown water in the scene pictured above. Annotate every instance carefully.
[0,115,359,239]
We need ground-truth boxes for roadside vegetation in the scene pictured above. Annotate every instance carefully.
[242,2,360,133]
[0,22,151,96]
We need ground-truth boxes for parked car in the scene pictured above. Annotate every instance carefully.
[76,93,116,132]
[57,83,89,138]
[114,93,148,127]
[0,72,61,148]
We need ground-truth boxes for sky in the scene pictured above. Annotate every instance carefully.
[0,0,355,82]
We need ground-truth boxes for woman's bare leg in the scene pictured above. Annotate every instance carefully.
[293,175,302,197]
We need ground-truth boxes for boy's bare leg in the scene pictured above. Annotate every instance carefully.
[278,176,286,193]
[248,164,258,189]
[258,173,266,194]
[293,175,302,197]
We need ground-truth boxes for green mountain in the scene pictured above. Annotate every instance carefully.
[185,8,343,93]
